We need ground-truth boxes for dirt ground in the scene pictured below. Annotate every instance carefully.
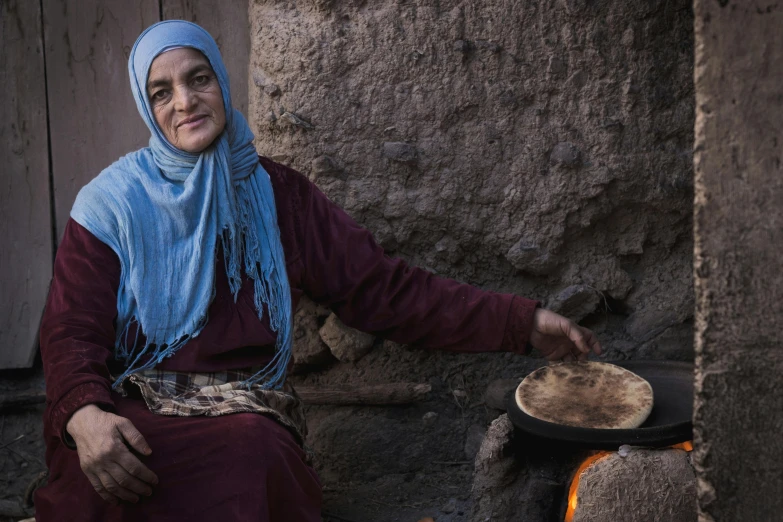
[290,342,549,521]
[0,366,46,522]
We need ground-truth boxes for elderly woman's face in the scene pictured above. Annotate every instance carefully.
[147,48,226,153]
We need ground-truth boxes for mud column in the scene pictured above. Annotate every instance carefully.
[693,2,783,521]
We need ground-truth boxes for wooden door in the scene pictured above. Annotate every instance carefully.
[43,0,160,241]
[0,0,53,368]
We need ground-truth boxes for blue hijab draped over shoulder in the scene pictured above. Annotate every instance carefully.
[71,20,292,389]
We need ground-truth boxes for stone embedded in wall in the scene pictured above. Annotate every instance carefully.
[549,141,582,168]
[292,297,333,368]
[581,257,634,300]
[263,83,281,97]
[453,39,471,53]
[311,154,341,179]
[278,111,314,130]
[561,0,590,16]
[383,142,418,163]
[625,307,679,342]
[637,321,694,361]
[251,69,267,88]
[548,284,601,322]
[319,313,375,363]
[505,239,558,276]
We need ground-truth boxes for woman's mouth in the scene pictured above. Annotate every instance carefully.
[178,115,208,129]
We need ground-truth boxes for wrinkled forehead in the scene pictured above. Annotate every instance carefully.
[147,48,213,86]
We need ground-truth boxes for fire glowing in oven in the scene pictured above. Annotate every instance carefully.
[564,441,693,522]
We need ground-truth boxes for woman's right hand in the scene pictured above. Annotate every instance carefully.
[66,404,158,504]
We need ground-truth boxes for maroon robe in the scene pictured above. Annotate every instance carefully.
[35,157,539,521]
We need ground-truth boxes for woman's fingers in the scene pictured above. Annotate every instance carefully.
[562,320,591,355]
[561,318,604,357]
[531,309,603,362]
[87,474,119,504]
[116,419,152,456]
[97,469,139,504]
[73,410,158,504]
[584,328,602,355]
[106,460,153,497]
[115,448,158,487]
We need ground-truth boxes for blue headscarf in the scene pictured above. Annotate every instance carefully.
[70,20,293,390]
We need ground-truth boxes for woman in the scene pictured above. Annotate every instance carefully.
[35,21,600,521]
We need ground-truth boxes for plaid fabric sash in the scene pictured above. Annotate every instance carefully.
[124,370,308,449]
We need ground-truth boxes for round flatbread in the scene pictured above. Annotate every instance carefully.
[515,361,654,429]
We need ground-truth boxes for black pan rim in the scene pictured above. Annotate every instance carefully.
[506,359,694,448]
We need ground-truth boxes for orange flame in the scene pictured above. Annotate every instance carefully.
[670,441,693,452]
[564,442,693,522]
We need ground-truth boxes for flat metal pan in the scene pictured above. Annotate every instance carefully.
[506,360,693,449]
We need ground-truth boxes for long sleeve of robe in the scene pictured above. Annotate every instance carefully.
[36,157,539,521]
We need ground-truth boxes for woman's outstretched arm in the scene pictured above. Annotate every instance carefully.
[291,168,539,355]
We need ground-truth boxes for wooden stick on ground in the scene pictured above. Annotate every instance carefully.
[297,383,432,406]
[0,390,46,412]
[0,383,433,411]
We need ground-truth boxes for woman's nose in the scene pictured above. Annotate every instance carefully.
[172,86,197,112]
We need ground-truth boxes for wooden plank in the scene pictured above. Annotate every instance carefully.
[162,0,250,118]
[43,0,160,240]
[0,0,53,368]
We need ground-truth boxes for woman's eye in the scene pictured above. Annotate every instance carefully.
[193,75,209,86]
[150,90,169,103]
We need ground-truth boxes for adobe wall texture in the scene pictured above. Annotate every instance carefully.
[249,0,694,358]
[693,1,783,521]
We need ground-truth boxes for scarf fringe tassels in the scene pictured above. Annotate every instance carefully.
[111,168,293,391]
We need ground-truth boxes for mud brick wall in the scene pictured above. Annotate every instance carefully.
[249,0,695,357]
[693,1,783,521]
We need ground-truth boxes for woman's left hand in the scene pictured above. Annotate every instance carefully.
[529,308,602,362]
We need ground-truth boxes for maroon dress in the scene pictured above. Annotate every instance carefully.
[35,158,539,521]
